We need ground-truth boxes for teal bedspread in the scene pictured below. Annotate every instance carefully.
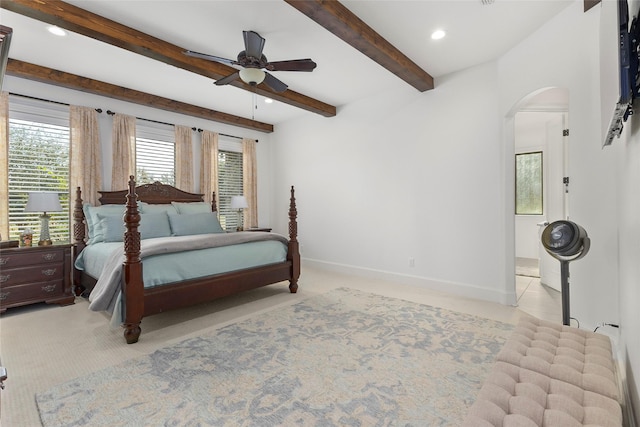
[74,232,289,320]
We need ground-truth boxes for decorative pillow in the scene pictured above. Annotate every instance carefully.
[168,212,225,236]
[83,204,125,244]
[96,214,126,242]
[139,212,172,240]
[138,201,178,215]
[171,201,211,214]
[97,212,172,242]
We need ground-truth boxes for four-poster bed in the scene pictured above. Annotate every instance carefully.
[72,176,300,344]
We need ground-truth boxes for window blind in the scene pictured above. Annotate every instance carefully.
[217,150,243,231]
[135,121,175,185]
[8,96,70,241]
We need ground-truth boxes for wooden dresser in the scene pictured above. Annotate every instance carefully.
[0,243,75,313]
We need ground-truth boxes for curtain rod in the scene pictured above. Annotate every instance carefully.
[107,110,257,143]
[190,127,258,143]
[10,92,102,113]
[8,94,257,142]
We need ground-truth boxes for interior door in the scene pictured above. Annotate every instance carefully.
[538,112,568,291]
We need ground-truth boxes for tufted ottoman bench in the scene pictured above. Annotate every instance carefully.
[463,316,622,426]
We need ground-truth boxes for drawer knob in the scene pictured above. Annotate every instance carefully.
[0,291,9,301]
[0,274,9,283]
[41,268,57,276]
[42,284,57,293]
[0,257,8,266]
[42,253,57,261]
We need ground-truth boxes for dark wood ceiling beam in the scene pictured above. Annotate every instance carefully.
[6,59,274,133]
[1,0,336,117]
[584,1,601,12]
[285,0,434,92]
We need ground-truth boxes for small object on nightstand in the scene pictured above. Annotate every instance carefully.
[19,229,33,247]
[246,227,272,232]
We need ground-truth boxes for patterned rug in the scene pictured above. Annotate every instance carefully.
[36,288,513,426]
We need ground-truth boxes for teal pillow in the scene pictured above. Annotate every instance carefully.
[168,213,224,236]
[97,212,172,242]
[139,212,172,239]
[171,201,211,214]
[138,201,178,215]
[96,214,126,242]
[84,204,125,244]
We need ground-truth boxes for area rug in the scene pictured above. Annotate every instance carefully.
[36,288,514,426]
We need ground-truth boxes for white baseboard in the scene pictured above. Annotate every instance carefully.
[302,257,517,306]
[616,359,638,427]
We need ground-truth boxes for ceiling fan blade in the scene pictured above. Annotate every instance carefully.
[266,59,317,72]
[214,71,240,86]
[243,30,265,59]
[184,50,237,66]
[263,72,288,93]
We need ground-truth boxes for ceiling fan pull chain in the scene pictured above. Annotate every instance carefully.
[252,91,257,120]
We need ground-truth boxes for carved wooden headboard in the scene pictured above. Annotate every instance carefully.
[98,181,209,206]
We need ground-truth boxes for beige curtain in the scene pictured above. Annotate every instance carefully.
[111,113,136,189]
[200,130,219,206]
[242,138,258,229]
[0,92,8,239]
[70,106,102,206]
[175,125,193,192]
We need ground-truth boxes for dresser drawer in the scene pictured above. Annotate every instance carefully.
[0,263,64,286]
[0,249,64,268]
[0,280,64,305]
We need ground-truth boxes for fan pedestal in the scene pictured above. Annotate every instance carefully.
[560,260,571,326]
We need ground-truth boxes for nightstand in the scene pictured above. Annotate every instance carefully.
[0,243,75,313]
[246,227,272,232]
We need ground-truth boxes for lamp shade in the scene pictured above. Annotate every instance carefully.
[239,68,266,85]
[230,195,248,209]
[25,192,62,212]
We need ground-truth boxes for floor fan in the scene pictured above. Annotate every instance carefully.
[540,220,590,326]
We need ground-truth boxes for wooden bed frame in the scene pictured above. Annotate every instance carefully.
[72,176,300,344]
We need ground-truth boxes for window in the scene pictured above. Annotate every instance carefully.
[8,97,70,241]
[515,151,543,215]
[217,138,243,231]
[135,121,175,185]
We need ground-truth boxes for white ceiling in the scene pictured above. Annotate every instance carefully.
[1,0,574,129]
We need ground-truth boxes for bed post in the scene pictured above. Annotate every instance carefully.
[72,187,86,295]
[211,191,217,212]
[287,186,300,293]
[122,175,143,344]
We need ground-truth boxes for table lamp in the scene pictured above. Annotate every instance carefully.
[25,191,62,245]
[230,195,248,231]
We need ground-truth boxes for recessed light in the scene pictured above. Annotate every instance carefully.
[48,26,67,37]
[431,30,446,40]
[264,98,273,104]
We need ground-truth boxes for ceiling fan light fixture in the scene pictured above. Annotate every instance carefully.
[239,68,266,85]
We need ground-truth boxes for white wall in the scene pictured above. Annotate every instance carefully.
[271,61,515,304]
[613,0,640,421]
[3,75,275,228]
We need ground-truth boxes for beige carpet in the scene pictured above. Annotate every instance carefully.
[0,266,541,426]
[35,288,513,426]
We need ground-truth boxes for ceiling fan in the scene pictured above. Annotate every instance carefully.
[184,30,317,93]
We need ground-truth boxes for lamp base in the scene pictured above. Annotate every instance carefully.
[38,239,53,246]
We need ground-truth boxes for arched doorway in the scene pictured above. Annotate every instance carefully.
[506,87,569,305]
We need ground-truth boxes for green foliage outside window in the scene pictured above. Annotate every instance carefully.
[8,119,70,241]
[516,151,543,215]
